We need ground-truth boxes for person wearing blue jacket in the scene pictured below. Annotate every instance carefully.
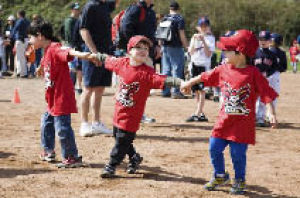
[11,10,30,77]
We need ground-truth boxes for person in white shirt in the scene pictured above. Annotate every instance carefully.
[186,16,215,122]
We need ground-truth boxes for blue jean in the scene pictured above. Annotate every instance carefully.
[41,112,78,159]
[161,46,185,95]
[209,137,248,180]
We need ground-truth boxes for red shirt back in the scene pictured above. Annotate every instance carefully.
[105,57,166,132]
[201,64,278,144]
[289,46,299,62]
[41,42,77,116]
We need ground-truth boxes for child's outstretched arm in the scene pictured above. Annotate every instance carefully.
[266,102,277,128]
[180,75,202,94]
[164,77,184,88]
[68,49,105,66]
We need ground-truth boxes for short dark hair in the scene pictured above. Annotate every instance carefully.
[28,22,60,42]
[18,10,26,17]
[170,1,180,11]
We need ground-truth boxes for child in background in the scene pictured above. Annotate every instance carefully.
[181,30,278,194]
[186,17,215,122]
[28,22,93,168]
[89,35,183,178]
[0,32,8,78]
[289,40,299,73]
[25,43,36,78]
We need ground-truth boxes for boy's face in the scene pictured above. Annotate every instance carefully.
[223,51,236,64]
[28,34,42,49]
[129,42,150,63]
[259,39,270,48]
[196,24,208,33]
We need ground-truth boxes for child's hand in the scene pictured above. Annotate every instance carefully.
[35,66,44,77]
[180,81,192,95]
[269,113,278,129]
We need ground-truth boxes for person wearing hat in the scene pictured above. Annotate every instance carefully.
[186,16,215,122]
[289,39,300,73]
[2,15,15,74]
[181,29,278,195]
[86,35,184,178]
[254,30,280,127]
[161,1,188,99]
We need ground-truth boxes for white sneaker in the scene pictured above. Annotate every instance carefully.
[79,123,93,137]
[91,122,112,135]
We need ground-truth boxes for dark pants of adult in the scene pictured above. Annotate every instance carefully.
[109,127,136,167]
[5,45,14,71]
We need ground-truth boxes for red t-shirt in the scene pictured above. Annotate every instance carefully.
[200,64,278,144]
[289,46,299,62]
[105,56,167,132]
[41,42,77,116]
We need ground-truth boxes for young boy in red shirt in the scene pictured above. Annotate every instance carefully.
[181,30,278,194]
[90,35,183,178]
[289,40,300,73]
[28,22,93,168]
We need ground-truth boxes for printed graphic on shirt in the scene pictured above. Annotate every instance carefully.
[224,82,250,115]
[116,80,140,107]
[44,64,54,89]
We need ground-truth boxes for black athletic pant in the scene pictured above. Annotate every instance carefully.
[109,126,136,167]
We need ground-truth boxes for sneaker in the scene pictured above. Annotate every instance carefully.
[101,164,116,178]
[186,113,208,122]
[204,172,230,191]
[230,179,246,195]
[80,122,93,137]
[171,93,187,99]
[213,96,220,102]
[40,151,56,162]
[91,122,112,135]
[56,155,83,168]
[127,153,143,174]
[141,115,156,123]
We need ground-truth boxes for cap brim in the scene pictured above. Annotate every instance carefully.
[217,37,237,51]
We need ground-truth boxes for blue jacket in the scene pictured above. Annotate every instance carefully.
[119,1,156,49]
[254,48,280,77]
[270,47,287,73]
[11,18,30,41]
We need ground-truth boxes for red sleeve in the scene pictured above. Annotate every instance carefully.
[145,71,167,89]
[254,69,278,104]
[54,47,73,63]
[104,56,126,74]
[200,66,221,87]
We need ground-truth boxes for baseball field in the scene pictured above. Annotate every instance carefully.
[0,72,299,198]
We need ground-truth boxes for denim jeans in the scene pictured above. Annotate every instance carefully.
[109,127,136,167]
[161,46,185,95]
[41,112,78,159]
[209,137,248,180]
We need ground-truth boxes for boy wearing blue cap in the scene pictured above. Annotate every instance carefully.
[254,31,279,127]
[186,16,215,122]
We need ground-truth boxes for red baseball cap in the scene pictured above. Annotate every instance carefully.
[217,29,259,57]
[127,35,153,52]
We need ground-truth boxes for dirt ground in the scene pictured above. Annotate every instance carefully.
[0,72,300,198]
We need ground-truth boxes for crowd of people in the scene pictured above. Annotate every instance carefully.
[1,0,300,195]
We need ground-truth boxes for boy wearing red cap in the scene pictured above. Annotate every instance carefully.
[181,30,278,194]
[89,35,183,178]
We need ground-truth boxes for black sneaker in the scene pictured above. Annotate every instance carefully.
[213,96,219,102]
[127,153,143,174]
[186,115,200,122]
[171,93,187,99]
[199,113,208,122]
[101,164,116,178]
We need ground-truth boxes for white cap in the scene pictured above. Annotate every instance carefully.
[7,15,15,21]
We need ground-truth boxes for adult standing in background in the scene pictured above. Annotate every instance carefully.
[79,0,119,137]
[161,1,189,99]
[11,10,30,78]
[4,15,15,73]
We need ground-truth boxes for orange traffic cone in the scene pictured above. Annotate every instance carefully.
[13,88,21,104]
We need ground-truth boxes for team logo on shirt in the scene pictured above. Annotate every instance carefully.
[44,64,54,89]
[224,82,250,115]
[117,80,140,107]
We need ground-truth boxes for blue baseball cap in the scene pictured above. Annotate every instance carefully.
[70,2,80,10]
[198,17,210,26]
[259,31,271,40]
[224,30,236,37]
[297,35,300,44]
[271,33,283,45]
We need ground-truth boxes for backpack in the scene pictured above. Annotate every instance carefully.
[155,16,174,42]
[111,4,146,48]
